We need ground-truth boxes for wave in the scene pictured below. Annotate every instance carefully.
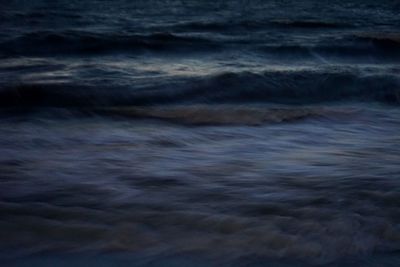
[0,71,399,108]
[169,21,232,32]
[0,31,220,55]
[354,33,400,48]
[269,19,348,29]
[177,71,400,105]
[168,19,348,33]
[93,105,349,125]
[12,10,83,19]
[258,42,400,60]
[2,30,399,60]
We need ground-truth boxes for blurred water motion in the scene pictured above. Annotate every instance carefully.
[1,105,400,266]
[1,0,400,266]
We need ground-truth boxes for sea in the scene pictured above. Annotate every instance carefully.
[0,0,400,266]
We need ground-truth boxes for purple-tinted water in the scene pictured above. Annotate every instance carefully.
[1,0,400,266]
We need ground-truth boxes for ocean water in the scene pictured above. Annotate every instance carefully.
[0,0,400,266]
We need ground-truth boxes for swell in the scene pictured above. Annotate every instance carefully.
[0,31,220,56]
[2,30,400,59]
[258,33,400,60]
[259,44,400,60]
[93,106,347,125]
[169,19,348,32]
[269,19,349,29]
[0,70,398,108]
[0,105,345,125]
[354,33,400,48]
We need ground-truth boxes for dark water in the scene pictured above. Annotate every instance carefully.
[1,0,400,266]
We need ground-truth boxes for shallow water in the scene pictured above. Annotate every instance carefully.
[1,0,400,266]
[1,105,400,266]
